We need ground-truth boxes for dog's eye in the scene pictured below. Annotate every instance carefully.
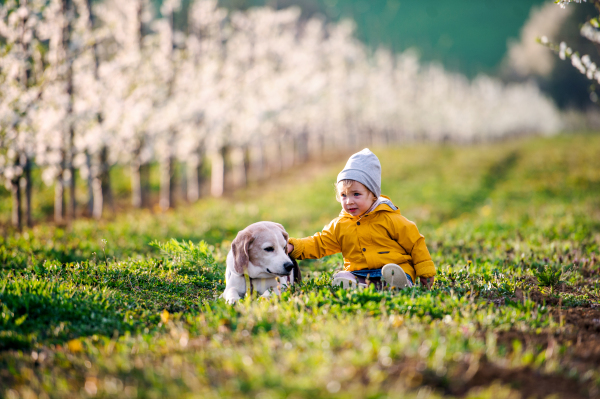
[264,247,274,252]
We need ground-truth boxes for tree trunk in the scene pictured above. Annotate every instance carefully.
[186,161,197,202]
[266,140,281,176]
[86,151,94,216]
[99,146,113,213]
[55,173,65,223]
[248,142,264,183]
[210,148,225,197]
[86,149,108,220]
[11,176,22,231]
[280,136,294,170]
[186,154,204,202]
[131,144,150,208]
[131,159,142,208]
[230,146,247,189]
[158,2,178,210]
[92,177,103,220]
[83,0,110,219]
[16,9,32,228]
[90,153,102,219]
[23,156,32,227]
[141,163,150,207]
[67,156,76,221]
[295,130,309,165]
[63,0,76,222]
[308,132,323,161]
[159,154,174,211]
[197,162,204,198]
[181,163,187,202]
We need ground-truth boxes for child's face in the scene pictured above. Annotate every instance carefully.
[337,181,376,217]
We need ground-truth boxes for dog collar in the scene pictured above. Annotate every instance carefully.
[244,273,253,297]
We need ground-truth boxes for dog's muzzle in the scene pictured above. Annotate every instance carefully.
[283,261,294,273]
[266,261,294,276]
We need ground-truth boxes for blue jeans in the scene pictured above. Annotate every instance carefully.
[351,268,413,284]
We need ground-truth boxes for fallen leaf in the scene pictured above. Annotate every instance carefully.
[68,339,83,353]
[161,309,170,323]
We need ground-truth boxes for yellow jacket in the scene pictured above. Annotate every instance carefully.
[289,196,436,282]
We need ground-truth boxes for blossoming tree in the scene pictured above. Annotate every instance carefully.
[0,0,563,228]
[540,0,600,102]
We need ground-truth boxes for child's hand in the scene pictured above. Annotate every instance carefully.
[419,276,435,290]
[287,243,294,254]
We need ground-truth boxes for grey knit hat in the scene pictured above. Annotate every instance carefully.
[337,148,381,198]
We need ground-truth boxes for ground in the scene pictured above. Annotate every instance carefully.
[1,133,599,398]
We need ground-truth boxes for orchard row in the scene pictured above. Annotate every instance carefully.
[0,0,561,228]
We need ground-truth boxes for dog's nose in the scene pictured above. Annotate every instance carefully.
[283,261,294,272]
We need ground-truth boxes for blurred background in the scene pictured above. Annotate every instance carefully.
[1,0,599,229]
[207,0,600,107]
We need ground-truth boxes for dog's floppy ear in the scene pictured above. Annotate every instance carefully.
[231,230,253,275]
[272,222,289,245]
[290,256,301,283]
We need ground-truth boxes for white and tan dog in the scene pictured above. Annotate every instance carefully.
[222,221,300,303]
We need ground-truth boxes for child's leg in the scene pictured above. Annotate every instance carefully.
[353,274,383,290]
[332,271,363,289]
[333,271,385,289]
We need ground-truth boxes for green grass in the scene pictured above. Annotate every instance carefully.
[1,133,600,398]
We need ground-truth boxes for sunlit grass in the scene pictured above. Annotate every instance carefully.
[1,134,600,398]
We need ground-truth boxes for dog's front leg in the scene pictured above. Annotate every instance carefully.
[261,282,283,299]
[223,272,246,304]
[223,288,241,304]
[278,276,290,291]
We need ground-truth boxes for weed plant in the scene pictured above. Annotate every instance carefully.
[532,263,573,292]
[1,134,600,398]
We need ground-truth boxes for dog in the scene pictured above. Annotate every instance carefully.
[222,221,301,303]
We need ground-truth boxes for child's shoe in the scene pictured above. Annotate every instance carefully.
[332,276,367,289]
[381,264,411,289]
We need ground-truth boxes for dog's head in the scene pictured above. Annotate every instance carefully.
[231,221,294,279]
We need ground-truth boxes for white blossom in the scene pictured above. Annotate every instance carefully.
[556,0,587,9]
[1,0,564,198]
[581,21,600,43]
[559,41,567,60]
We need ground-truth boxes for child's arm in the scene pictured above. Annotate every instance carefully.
[391,215,436,288]
[288,219,341,260]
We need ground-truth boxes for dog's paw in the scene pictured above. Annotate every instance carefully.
[224,295,241,304]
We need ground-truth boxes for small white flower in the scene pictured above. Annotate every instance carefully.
[559,42,567,60]
[582,54,592,67]
[587,69,595,79]
[571,53,587,74]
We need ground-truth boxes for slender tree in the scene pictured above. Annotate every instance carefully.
[1,0,566,223]
[540,0,600,104]
[0,0,44,229]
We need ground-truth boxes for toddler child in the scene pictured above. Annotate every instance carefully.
[287,148,436,289]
